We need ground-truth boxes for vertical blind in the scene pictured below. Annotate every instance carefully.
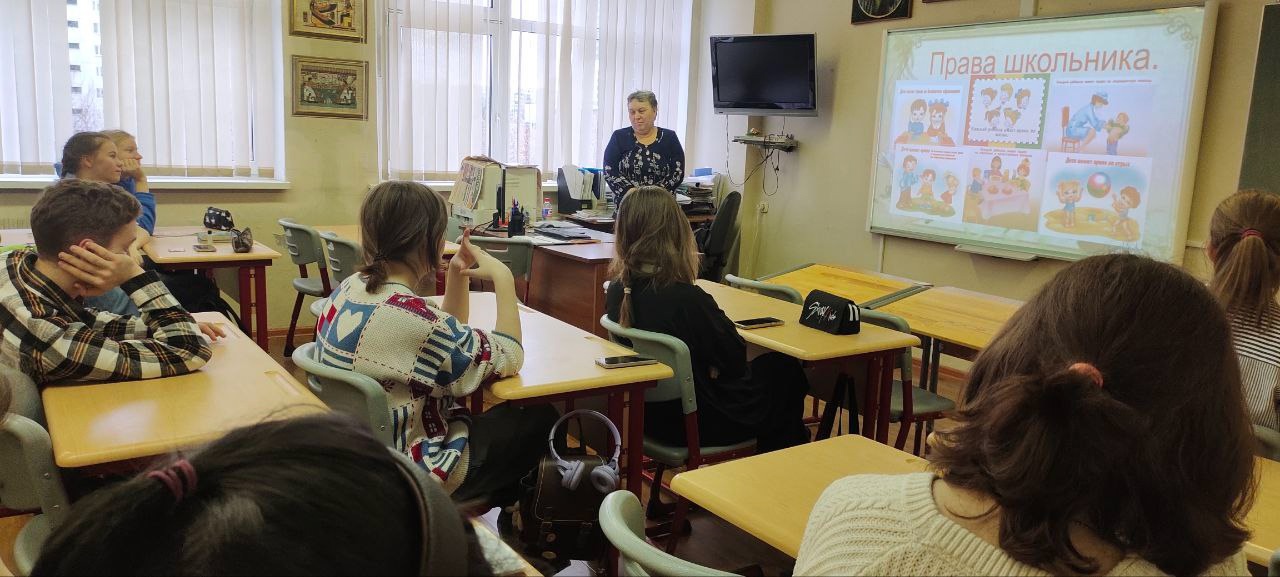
[384,0,693,180]
[0,0,73,175]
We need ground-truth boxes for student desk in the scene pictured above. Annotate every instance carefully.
[41,312,327,469]
[877,286,1023,394]
[764,263,931,309]
[0,228,35,246]
[694,280,920,444]
[670,434,928,557]
[527,241,615,337]
[145,226,282,349]
[671,435,1280,567]
[315,225,460,255]
[448,292,672,495]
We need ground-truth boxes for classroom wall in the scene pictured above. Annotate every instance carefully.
[686,0,756,177]
[737,0,1268,298]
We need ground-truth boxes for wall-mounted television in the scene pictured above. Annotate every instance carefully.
[711,34,817,117]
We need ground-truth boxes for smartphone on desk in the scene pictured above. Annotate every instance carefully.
[193,244,217,252]
[734,317,784,330]
[595,355,659,369]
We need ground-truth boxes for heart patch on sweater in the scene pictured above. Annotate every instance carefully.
[335,309,366,341]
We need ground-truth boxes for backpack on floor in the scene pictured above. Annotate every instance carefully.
[158,271,245,331]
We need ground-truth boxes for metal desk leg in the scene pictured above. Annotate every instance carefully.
[238,267,253,339]
[861,356,882,440]
[253,265,269,350]
[875,351,895,444]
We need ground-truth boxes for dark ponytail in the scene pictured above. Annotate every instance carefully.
[59,131,110,178]
[933,367,1142,574]
[938,254,1255,576]
[357,181,448,294]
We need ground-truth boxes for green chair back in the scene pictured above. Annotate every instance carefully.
[1256,424,1280,461]
[320,231,363,285]
[599,491,736,577]
[0,368,69,575]
[599,316,697,415]
[277,218,327,267]
[291,342,394,448]
[723,274,802,304]
[468,236,535,279]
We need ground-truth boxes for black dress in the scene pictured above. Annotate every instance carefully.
[605,279,810,452]
[602,127,685,195]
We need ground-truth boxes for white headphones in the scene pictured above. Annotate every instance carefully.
[547,409,621,493]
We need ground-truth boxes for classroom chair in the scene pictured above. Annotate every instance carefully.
[818,310,954,455]
[599,491,736,577]
[0,368,69,576]
[309,297,328,320]
[600,316,756,554]
[697,191,741,282]
[320,231,363,285]
[723,274,802,304]
[1270,547,1280,577]
[291,342,394,447]
[468,236,534,301]
[277,219,332,356]
[1256,424,1280,461]
[1061,106,1081,152]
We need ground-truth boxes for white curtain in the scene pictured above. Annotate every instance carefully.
[101,0,282,178]
[384,0,692,180]
[0,0,73,176]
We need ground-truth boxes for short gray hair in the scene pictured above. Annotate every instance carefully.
[627,90,657,109]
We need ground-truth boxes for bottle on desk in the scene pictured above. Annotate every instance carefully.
[542,197,552,219]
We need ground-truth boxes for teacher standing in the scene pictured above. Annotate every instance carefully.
[603,90,685,197]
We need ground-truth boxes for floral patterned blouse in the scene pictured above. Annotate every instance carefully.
[602,126,685,196]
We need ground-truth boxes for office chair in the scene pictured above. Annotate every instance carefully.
[698,191,741,282]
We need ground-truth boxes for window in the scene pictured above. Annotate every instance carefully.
[68,0,77,4]
[72,108,83,115]
[1,0,284,180]
[383,0,693,180]
[93,22,98,32]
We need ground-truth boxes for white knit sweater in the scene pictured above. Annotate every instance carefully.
[794,473,1247,576]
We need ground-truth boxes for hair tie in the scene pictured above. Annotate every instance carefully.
[623,287,632,295]
[1067,362,1104,388]
[1242,229,1263,240]
[146,459,198,503]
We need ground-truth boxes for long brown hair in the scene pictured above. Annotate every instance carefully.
[932,254,1255,576]
[609,186,699,327]
[357,181,448,293]
[1208,189,1280,324]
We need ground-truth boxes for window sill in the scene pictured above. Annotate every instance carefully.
[0,176,290,191]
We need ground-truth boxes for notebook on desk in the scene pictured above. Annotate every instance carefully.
[535,227,594,241]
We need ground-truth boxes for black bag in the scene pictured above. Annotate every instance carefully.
[158,271,246,331]
[514,450,607,564]
[800,289,861,335]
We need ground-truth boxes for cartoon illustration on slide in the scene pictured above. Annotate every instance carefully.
[962,148,1045,232]
[889,83,964,149]
[890,144,967,220]
[965,74,1048,148]
[895,99,928,144]
[1039,153,1152,245]
[1045,79,1153,157]
[1056,180,1083,228]
[1105,112,1131,156]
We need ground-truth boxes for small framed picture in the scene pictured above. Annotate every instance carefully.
[290,0,366,43]
[292,56,368,120]
[852,0,912,24]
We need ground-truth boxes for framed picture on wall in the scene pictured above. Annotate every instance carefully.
[852,0,912,24]
[292,56,368,120]
[290,0,366,42]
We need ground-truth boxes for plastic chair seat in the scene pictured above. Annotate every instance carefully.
[643,436,756,468]
[310,297,328,319]
[293,276,329,297]
[888,383,955,421]
[14,513,50,575]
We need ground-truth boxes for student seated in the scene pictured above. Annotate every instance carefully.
[30,413,494,576]
[0,179,217,383]
[56,131,154,315]
[1208,189,1280,432]
[605,185,810,452]
[795,254,1255,576]
[316,181,556,503]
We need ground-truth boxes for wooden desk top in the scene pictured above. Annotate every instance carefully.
[878,286,1023,352]
[671,436,1278,566]
[671,435,929,557]
[536,241,616,263]
[767,263,925,306]
[145,226,282,264]
[1246,456,1280,566]
[42,312,327,468]
[695,280,919,362]
[317,225,459,256]
[433,292,672,400]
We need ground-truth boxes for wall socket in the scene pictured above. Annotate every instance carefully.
[758,202,769,214]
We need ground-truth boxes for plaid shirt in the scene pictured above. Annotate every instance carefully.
[0,249,211,384]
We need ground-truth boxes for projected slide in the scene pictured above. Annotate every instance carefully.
[867,7,1212,261]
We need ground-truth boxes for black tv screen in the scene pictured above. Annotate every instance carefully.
[711,34,817,116]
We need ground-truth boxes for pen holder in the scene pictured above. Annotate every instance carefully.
[508,211,526,237]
